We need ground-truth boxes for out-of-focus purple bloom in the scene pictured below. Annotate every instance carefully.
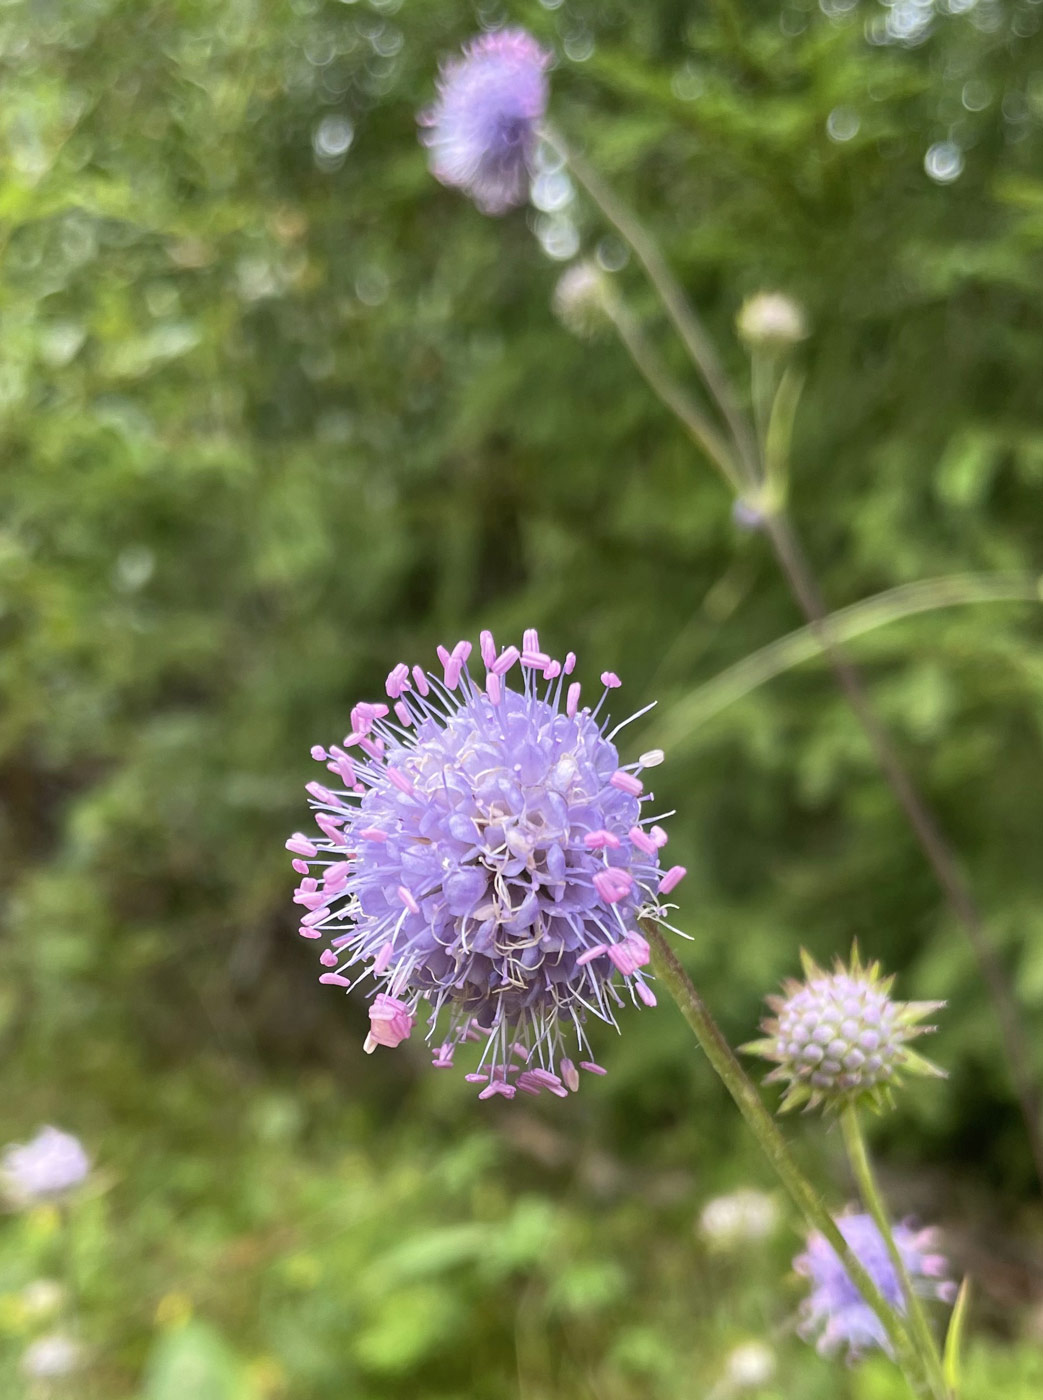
[419,29,551,215]
[288,630,684,1099]
[2,1127,89,1203]
[796,1212,956,1359]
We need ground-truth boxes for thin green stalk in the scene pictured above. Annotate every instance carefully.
[840,1106,951,1398]
[606,300,742,491]
[545,127,760,486]
[641,920,933,1398]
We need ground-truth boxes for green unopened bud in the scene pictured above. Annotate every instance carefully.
[736,291,808,349]
[744,946,944,1114]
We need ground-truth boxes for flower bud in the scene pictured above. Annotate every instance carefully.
[553,262,614,340]
[744,947,944,1112]
[736,291,808,349]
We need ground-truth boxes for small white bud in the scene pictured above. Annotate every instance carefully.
[552,261,613,339]
[736,291,808,349]
[725,1340,776,1390]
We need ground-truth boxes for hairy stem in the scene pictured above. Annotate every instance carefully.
[642,920,931,1397]
[840,1106,951,1398]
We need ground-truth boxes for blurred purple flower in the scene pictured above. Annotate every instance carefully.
[288,630,685,1099]
[3,1127,89,1202]
[796,1212,956,1359]
[419,29,551,215]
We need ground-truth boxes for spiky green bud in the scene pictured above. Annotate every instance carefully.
[744,947,944,1113]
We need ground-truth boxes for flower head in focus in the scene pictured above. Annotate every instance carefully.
[288,630,685,1099]
[744,947,944,1113]
[419,29,551,215]
[2,1128,89,1204]
[796,1212,956,1359]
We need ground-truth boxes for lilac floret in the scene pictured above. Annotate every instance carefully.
[289,630,684,1098]
[2,1127,90,1202]
[796,1213,956,1359]
[419,29,551,215]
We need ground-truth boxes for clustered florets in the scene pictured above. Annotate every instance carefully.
[418,29,551,215]
[288,630,685,1099]
[796,1213,956,1359]
[745,948,943,1112]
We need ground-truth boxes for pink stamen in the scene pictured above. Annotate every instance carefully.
[359,735,385,761]
[319,972,352,987]
[464,1072,489,1084]
[398,885,420,915]
[436,644,452,670]
[373,941,394,975]
[443,656,463,689]
[360,827,387,842]
[560,1058,580,1092]
[629,826,657,856]
[452,639,472,664]
[580,1061,608,1076]
[491,645,520,676]
[486,672,502,705]
[365,993,414,1050]
[286,833,318,858]
[523,628,540,653]
[306,781,337,804]
[650,826,669,848]
[563,652,576,675]
[394,701,413,727]
[583,829,621,850]
[659,865,687,895]
[478,1079,516,1100]
[411,664,430,696]
[576,945,607,966]
[593,868,634,904]
[636,981,657,1007]
[511,1042,531,1061]
[315,813,344,842]
[521,650,551,669]
[298,926,323,940]
[310,745,327,761]
[606,931,650,976]
[543,659,561,679]
[291,858,309,875]
[319,949,339,968]
[610,771,643,796]
[385,663,411,698]
[300,906,330,927]
[601,671,621,689]
[480,630,497,667]
[566,682,581,718]
[386,768,415,797]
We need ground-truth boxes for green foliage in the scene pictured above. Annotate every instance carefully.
[1,0,1042,1394]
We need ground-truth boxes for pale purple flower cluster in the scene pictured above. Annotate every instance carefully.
[796,1213,956,1359]
[419,29,551,215]
[2,1127,90,1202]
[288,630,685,1099]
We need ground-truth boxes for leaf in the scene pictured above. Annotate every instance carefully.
[143,1322,254,1400]
[943,1276,972,1395]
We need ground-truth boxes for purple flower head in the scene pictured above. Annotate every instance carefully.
[2,1127,90,1203]
[744,946,944,1113]
[796,1213,956,1359]
[288,630,686,1100]
[419,29,551,215]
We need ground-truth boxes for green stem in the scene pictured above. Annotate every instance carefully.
[606,301,742,491]
[546,128,760,486]
[840,1106,951,1398]
[642,921,930,1398]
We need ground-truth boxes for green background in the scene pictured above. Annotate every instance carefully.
[1,0,1042,1394]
